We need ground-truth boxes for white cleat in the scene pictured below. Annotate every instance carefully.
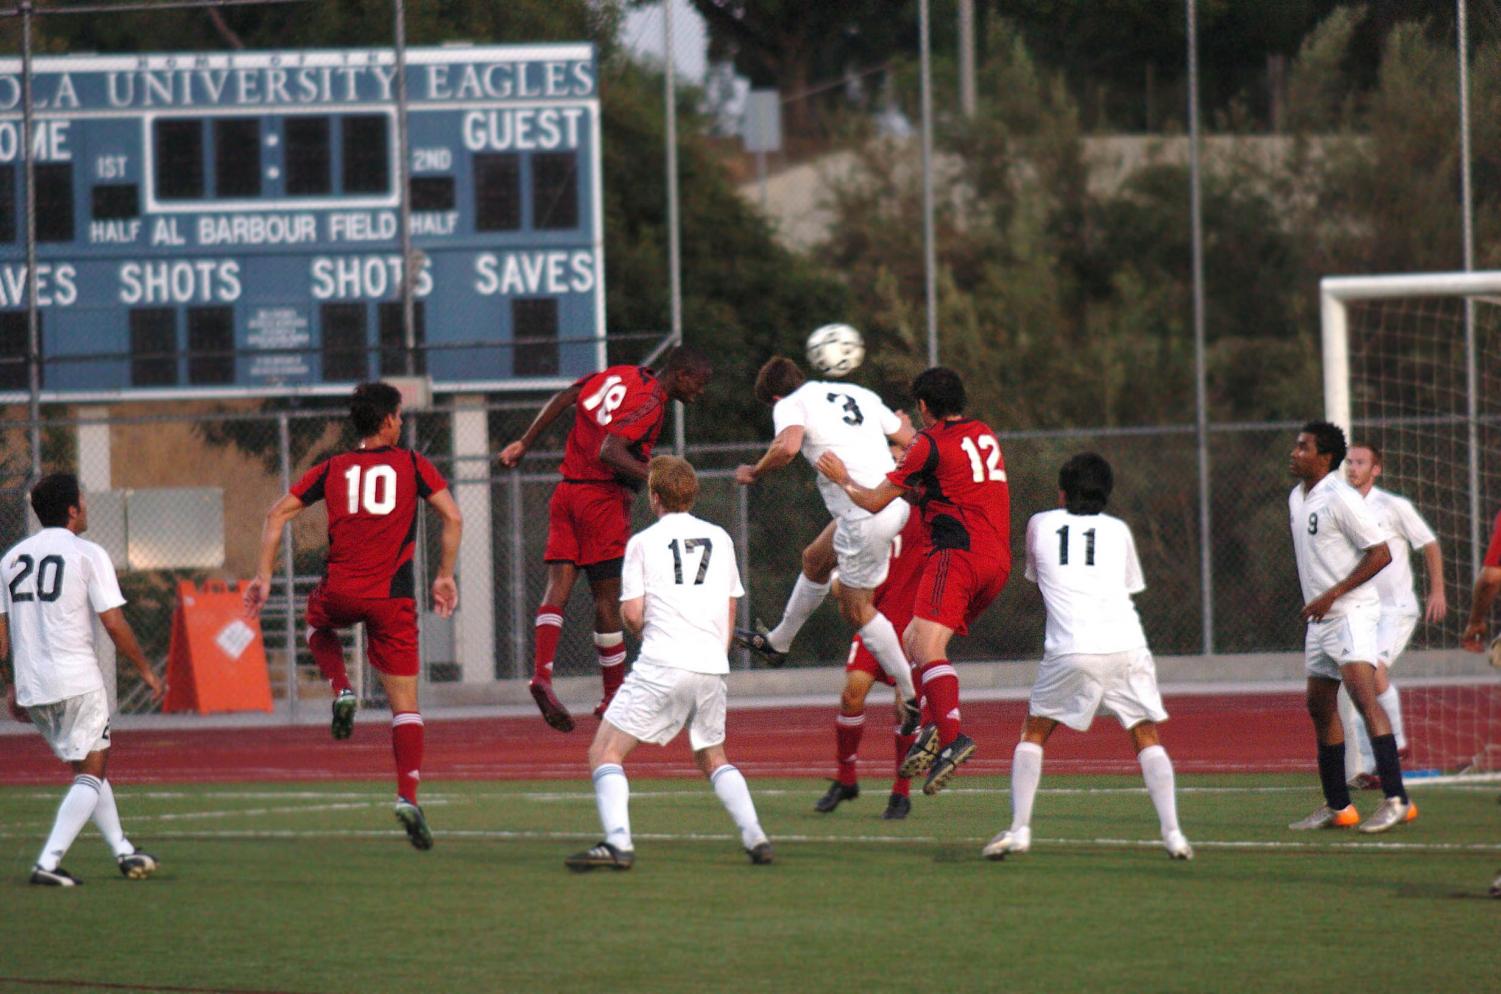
[1164,830,1194,861]
[982,826,1031,861]
[1356,796,1409,834]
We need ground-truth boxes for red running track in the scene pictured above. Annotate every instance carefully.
[1,692,1327,786]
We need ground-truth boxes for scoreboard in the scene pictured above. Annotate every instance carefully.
[0,43,605,400]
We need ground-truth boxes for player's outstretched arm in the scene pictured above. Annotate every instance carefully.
[1301,543,1392,622]
[244,492,306,619]
[498,384,582,468]
[600,433,651,483]
[888,410,916,448]
[1421,540,1448,622]
[815,451,905,514]
[734,426,803,485]
[427,489,463,619]
[1461,565,1501,650]
[98,607,165,703]
[0,618,23,722]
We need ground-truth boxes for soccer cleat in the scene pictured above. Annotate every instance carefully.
[1356,796,1410,834]
[898,696,923,738]
[1164,830,1194,861]
[529,679,575,733]
[899,724,941,779]
[394,797,433,850]
[331,689,358,740]
[746,841,774,865]
[565,840,634,872]
[982,826,1031,860]
[882,792,912,820]
[1403,800,1418,823]
[1490,870,1501,899]
[592,688,619,721]
[814,779,859,813]
[1288,804,1360,830]
[732,627,788,668]
[1346,772,1381,791]
[116,850,158,880]
[922,733,977,796]
[29,865,81,886]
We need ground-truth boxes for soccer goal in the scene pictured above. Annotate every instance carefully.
[1322,271,1501,775]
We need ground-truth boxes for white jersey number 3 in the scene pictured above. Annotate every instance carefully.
[960,435,1007,484]
[343,464,398,516]
[583,375,628,426]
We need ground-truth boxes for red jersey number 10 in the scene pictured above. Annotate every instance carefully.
[344,464,398,516]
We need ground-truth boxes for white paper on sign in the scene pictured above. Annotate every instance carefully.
[215,619,256,661]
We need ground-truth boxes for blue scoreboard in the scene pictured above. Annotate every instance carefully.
[0,43,604,400]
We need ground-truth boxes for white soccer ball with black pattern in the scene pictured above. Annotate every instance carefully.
[805,323,865,378]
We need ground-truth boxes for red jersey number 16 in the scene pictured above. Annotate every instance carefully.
[344,464,398,516]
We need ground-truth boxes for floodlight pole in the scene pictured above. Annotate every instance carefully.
[21,0,39,483]
[1186,0,1214,655]
[1457,0,1481,577]
[394,0,417,376]
[919,0,938,366]
[665,0,686,454]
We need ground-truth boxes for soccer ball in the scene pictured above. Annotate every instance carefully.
[806,323,865,378]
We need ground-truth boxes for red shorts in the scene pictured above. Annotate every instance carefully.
[845,636,895,687]
[544,480,633,568]
[912,548,1009,635]
[306,584,419,677]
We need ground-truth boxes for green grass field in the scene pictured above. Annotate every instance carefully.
[3,775,1499,994]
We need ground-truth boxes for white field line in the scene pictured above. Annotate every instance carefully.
[0,824,1493,855]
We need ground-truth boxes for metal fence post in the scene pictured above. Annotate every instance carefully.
[736,479,751,669]
[278,412,298,721]
[509,469,527,679]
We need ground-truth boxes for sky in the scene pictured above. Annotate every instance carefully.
[620,0,710,84]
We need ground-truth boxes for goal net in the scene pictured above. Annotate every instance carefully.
[1322,272,1501,774]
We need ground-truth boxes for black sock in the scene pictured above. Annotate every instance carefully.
[1370,733,1408,802]
[1317,743,1351,809]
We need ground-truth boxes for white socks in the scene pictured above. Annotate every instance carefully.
[37,774,101,871]
[92,779,135,858]
[767,573,831,653]
[1009,742,1043,831]
[1138,744,1181,837]
[710,764,767,849]
[592,764,632,853]
[1378,684,1405,751]
[858,611,916,699]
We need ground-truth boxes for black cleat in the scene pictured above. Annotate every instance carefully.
[746,841,774,865]
[529,679,576,733]
[882,792,912,820]
[922,733,977,796]
[566,840,634,872]
[899,724,941,779]
[116,850,158,879]
[813,779,859,813]
[899,696,923,737]
[29,865,80,886]
[733,627,788,668]
[331,689,358,740]
[394,797,433,850]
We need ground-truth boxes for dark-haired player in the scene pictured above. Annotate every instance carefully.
[1286,420,1411,834]
[498,346,712,733]
[983,454,1191,860]
[2,473,164,885]
[816,367,1011,795]
[245,381,463,850]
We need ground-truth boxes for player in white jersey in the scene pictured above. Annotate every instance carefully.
[566,456,772,870]
[1286,422,1414,834]
[981,454,1191,861]
[732,356,920,726]
[0,474,164,885]
[1338,443,1447,787]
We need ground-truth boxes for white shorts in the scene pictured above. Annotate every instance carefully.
[1376,611,1419,667]
[1028,648,1168,732]
[603,660,727,751]
[27,688,111,763]
[833,500,910,590]
[1304,607,1380,680]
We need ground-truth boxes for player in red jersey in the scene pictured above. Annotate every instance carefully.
[1461,508,1501,653]
[498,346,713,732]
[817,366,1011,795]
[815,487,932,820]
[244,382,463,850]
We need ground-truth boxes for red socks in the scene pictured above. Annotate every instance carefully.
[392,712,425,802]
[308,629,352,696]
[919,660,962,746]
[835,711,865,786]
[595,631,627,699]
[533,606,564,683]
